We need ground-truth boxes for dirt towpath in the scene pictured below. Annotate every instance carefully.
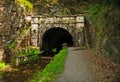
[55,47,120,82]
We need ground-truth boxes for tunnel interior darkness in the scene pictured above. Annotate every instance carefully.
[40,27,73,55]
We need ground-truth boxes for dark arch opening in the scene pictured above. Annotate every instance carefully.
[40,27,73,56]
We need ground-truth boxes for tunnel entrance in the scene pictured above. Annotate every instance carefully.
[40,27,73,55]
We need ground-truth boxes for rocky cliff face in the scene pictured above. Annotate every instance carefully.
[87,3,120,63]
[29,0,71,15]
[98,8,120,63]
[0,0,26,61]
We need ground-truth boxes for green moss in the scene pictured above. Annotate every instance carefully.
[30,48,68,82]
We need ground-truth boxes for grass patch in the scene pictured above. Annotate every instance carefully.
[30,48,68,82]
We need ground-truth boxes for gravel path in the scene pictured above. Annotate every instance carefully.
[55,47,92,82]
[55,47,120,82]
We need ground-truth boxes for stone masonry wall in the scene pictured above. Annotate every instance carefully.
[31,15,85,47]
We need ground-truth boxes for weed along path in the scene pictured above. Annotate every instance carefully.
[55,47,120,82]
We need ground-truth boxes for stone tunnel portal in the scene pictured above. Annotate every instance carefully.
[40,27,73,55]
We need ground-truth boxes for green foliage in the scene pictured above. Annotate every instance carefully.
[20,29,25,36]
[9,41,15,50]
[15,0,33,12]
[29,47,40,55]
[88,4,102,21]
[29,47,40,60]
[17,47,40,56]
[0,62,6,70]
[52,48,57,53]
[30,48,68,82]
[15,47,40,64]
[88,4,107,39]
[21,49,27,55]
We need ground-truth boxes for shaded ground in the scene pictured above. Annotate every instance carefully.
[86,49,120,82]
[1,59,50,82]
[55,47,120,82]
